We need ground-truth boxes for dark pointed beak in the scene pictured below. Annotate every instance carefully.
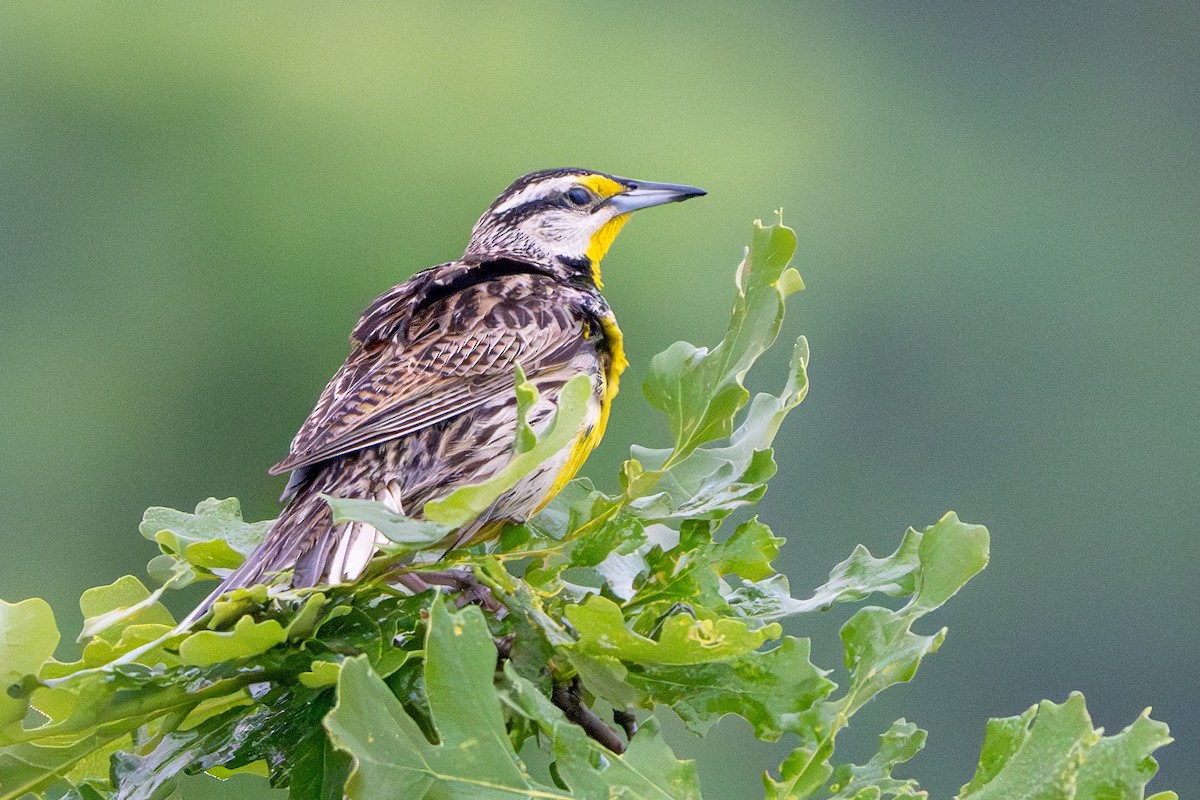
[605,178,707,214]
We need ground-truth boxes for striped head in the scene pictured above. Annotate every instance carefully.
[464,168,705,286]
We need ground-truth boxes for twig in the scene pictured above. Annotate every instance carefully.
[613,709,638,740]
[551,677,626,754]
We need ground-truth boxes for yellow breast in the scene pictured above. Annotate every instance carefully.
[538,311,627,507]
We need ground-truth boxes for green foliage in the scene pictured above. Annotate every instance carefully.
[958,696,1173,800]
[140,498,272,587]
[0,220,1173,799]
[324,601,703,800]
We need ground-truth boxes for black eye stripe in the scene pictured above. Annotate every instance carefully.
[495,198,557,224]
[494,188,594,223]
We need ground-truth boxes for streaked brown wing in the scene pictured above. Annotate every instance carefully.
[270,288,585,475]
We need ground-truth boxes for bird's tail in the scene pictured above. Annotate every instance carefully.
[177,472,391,630]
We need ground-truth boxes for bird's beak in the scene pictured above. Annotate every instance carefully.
[605,178,707,214]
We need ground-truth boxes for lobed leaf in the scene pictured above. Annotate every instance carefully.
[826,719,928,799]
[764,513,991,799]
[643,218,803,462]
[709,518,783,582]
[909,513,990,613]
[500,665,702,800]
[629,335,808,522]
[960,693,1172,800]
[326,599,701,799]
[1074,709,1173,799]
[1,724,133,800]
[625,637,834,741]
[139,498,272,586]
[324,606,542,799]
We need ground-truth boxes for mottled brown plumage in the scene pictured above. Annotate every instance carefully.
[185,168,703,623]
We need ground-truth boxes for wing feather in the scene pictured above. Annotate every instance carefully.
[270,273,589,475]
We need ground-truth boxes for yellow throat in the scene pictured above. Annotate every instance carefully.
[579,173,633,288]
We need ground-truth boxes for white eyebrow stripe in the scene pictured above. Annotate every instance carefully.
[491,176,578,214]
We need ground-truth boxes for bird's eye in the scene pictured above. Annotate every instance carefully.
[565,187,593,207]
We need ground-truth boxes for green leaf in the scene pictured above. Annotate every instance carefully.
[0,599,59,727]
[960,704,1038,793]
[730,514,988,621]
[909,512,990,613]
[959,694,1173,800]
[620,522,730,614]
[326,600,704,799]
[423,373,593,528]
[139,498,272,585]
[566,595,781,665]
[626,637,833,740]
[529,477,611,538]
[1,724,134,800]
[959,694,1098,800]
[764,514,991,799]
[628,445,774,522]
[499,665,701,799]
[111,706,249,800]
[789,529,923,613]
[562,653,643,709]
[826,719,927,799]
[177,616,287,666]
[283,737,351,800]
[840,609,944,712]
[80,624,182,669]
[324,603,557,799]
[512,364,538,453]
[214,681,343,798]
[766,745,834,800]
[709,518,783,581]
[324,496,453,548]
[420,604,530,788]
[630,336,808,521]
[78,576,175,643]
[524,515,648,591]
[108,684,313,800]
[298,661,343,690]
[1074,709,1173,799]
[725,574,808,621]
[643,218,802,462]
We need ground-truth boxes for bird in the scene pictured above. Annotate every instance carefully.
[186,168,704,623]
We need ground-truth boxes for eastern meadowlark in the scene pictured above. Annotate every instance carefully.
[190,168,704,619]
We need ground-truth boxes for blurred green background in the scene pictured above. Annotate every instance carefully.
[2,3,1195,797]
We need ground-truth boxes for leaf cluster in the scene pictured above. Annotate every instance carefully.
[0,220,1174,800]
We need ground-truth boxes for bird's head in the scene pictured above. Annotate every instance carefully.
[464,168,705,287]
